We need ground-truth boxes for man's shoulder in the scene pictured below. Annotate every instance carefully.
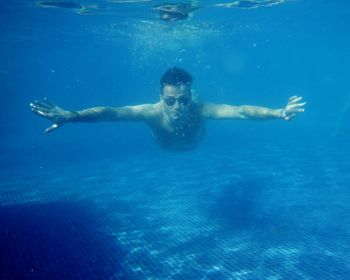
[137,103,161,119]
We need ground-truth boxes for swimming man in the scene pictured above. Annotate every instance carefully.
[30,67,305,151]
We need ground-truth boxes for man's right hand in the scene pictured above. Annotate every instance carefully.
[30,98,74,133]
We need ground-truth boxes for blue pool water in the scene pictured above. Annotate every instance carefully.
[1,0,350,279]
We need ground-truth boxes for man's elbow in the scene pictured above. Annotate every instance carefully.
[237,105,251,119]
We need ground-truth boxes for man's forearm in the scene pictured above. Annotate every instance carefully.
[67,104,152,123]
[203,96,304,121]
[68,107,119,123]
[240,105,284,120]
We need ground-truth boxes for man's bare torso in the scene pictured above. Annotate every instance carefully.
[147,102,205,151]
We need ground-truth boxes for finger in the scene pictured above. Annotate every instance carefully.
[45,123,59,133]
[288,96,302,104]
[34,100,53,109]
[31,108,48,117]
[286,109,305,115]
[287,103,306,109]
[30,102,50,112]
[285,113,296,121]
[44,97,55,108]
[31,105,50,114]
[288,96,299,102]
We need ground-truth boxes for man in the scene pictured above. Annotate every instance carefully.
[30,67,305,151]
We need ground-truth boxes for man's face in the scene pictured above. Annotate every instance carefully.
[161,84,192,121]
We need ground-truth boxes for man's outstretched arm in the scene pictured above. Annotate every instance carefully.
[201,96,305,121]
[30,98,156,133]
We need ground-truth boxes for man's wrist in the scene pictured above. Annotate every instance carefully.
[279,108,286,119]
[67,110,80,122]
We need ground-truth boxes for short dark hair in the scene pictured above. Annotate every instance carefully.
[160,67,193,93]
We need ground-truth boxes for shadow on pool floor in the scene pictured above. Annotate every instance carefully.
[0,201,127,280]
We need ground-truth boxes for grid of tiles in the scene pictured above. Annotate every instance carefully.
[1,146,350,279]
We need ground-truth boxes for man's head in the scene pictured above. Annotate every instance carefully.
[160,67,192,93]
[160,67,193,122]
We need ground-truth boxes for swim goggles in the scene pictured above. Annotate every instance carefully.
[164,96,190,106]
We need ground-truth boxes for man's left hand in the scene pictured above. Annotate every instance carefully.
[280,96,306,121]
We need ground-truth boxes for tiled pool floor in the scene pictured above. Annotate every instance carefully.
[1,147,349,279]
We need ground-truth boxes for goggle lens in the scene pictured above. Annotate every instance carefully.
[164,96,190,106]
